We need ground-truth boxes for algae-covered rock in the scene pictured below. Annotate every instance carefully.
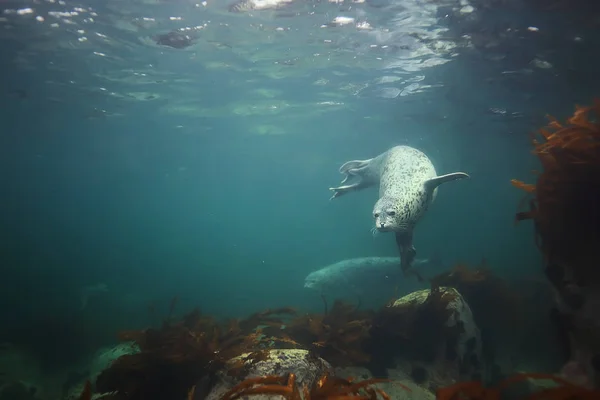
[388,287,484,390]
[0,381,43,400]
[205,349,332,400]
[63,342,139,400]
[0,345,44,399]
[89,342,139,383]
[335,366,435,400]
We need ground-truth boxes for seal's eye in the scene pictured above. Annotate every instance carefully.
[388,211,396,216]
[374,213,380,218]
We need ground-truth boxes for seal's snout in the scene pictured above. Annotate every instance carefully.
[376,222,392,232]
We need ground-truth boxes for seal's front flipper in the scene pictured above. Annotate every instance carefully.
[424,172,470,191]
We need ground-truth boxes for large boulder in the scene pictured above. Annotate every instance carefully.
[386,287,484,391]
[335,366,435,400]
[554,281,600,389]
[88,342,140,384]
[0,344,45,400]
[63,342,139,400]
[205,349,332,400]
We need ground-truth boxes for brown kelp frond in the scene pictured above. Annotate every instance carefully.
[225,349,272,379]
[306,371,393,400]
[220,372,397,400]
[96,307,276,400]
[511,100,600,280]
[510,179,536,193]
[534,101,600,155]
[436,380,495,400]
[220,373,300,400]
[436,372,600,399]
[281,300,374,366]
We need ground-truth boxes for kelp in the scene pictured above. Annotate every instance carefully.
[277,300,375,367]
[263,295,466,369]
[512,100,600,281]
[91,287,537,400]
[437,372,600,399]
[219,371,403,400]
[95,306,296,400]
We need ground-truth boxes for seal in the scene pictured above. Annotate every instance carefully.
[329,145,469,278]
[303,255,443,299]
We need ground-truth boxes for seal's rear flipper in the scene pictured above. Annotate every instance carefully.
[338,158,373,184]
[329,184,361,200]
[424,172,470,191]
[395,232,417,278]
[329,160,377,200]
[339,159,372,175]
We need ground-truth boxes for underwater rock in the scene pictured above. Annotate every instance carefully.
[555,282,600,389]
[390,287,483,389]
[0,345,45,399]
[89,342,140,383]
[63,342,139,400]
[335,366,435,400]
[0,381,43,400]
[205,349,332,399]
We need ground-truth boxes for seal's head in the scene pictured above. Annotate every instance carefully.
[303,269,336,292]
[304,276,316,289]
[373,196,410,232]
[303,271,321,290]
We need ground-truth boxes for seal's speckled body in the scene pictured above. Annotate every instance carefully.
[329,145,469,277]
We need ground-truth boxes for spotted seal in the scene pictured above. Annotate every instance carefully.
[329,145,469,278]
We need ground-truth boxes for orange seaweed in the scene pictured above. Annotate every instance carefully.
[280,300,374,367]
[95,306,296,400]
[510,179,536,193]
[220,372,398,400]
[436,372,600,400]
[511,100,600,280]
